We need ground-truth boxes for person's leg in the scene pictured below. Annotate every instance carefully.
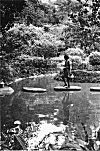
[66,71,70,87]
[61,69,67,86]
[66,76,70,87]
[62,75,67,86]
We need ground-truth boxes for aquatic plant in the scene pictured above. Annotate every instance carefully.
[1,120,100,151]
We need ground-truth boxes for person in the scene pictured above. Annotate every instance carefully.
[61,54,71,87]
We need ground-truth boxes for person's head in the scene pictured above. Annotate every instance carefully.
[64,54,69,60]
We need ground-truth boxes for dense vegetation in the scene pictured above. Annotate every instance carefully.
[0,0,100,83]
[1,1,100,150]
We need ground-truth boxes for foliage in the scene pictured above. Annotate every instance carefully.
[54,0,82,23]
[62,22,100,54]
[56,0,100,54]
[65,48,84,56]
[1,0,100,82]
[11,57,57,78]
[1,121,100,150]
[0,23,66,82]
[93,65,100,71]
[21,0,60,26]
[1,23,60,59]
[0,56,57,81]
[1,0,60,32]
[70,55,82,70]
[89,51,100,65]
[0,58,13,83]
[21,0,44,26]
[1,0,100,57]
[1,0,27,32]
[55,69,100,83]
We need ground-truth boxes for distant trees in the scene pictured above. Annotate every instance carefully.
[1,0,100,55]
[1,0,27,32]
[54,0,100,54]
[21,0,60,26]
[21,0,43,26]
[1,0,100,82]
[1,0,61,33]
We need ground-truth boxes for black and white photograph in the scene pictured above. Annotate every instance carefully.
[0,0,100,150]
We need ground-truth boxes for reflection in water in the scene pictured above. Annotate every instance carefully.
[1,76,100,135]
[62,93,71,125]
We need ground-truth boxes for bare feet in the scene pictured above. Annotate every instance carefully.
[64,84,67,87]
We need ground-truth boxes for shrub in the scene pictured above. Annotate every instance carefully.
[89,51,100,66]
[78,62,87,70]
[0,59,13,83]
[65,48,84,56]
[54,70,100,83]
[10,58,57,78]
[1,23,60,59]
[70,56,82,70]
[93,65,100,71]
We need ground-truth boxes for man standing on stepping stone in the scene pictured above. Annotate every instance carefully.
[61,54,71,87]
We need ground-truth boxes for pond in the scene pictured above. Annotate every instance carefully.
[1,75,100,136]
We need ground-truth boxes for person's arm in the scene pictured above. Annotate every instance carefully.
[68,60,72,73]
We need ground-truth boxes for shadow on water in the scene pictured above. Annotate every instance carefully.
[1,76,100,134]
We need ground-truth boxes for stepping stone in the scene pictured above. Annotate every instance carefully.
[23,87,47,93]
[0,86,14,95]
[54,86,81,91]
[90,87,100,91]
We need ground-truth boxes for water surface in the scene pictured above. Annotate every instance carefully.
[1,76,100,132]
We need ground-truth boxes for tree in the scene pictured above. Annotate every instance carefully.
[0,23,60,59]
[1,0,27,33]
[21,0,60,26]
[57,0,100,54]
[54,0,83,23]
